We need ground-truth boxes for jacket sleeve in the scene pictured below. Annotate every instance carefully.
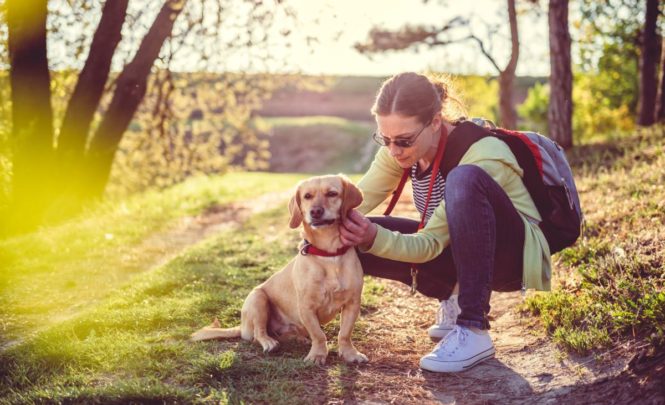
[356,147,404,215]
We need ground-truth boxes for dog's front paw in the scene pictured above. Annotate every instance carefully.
[340,349,369,363]
[304,349,328,365]
[257,336,279,353]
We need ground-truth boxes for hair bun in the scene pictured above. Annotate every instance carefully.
[433,81,448,102]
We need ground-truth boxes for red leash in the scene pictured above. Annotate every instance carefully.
[383,124,449,294]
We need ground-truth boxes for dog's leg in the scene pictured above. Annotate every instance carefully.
[298,306,328,365]
[244,288,279,353]
[337,300,368,363]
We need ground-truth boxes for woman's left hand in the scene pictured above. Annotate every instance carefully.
[340,209,378,247]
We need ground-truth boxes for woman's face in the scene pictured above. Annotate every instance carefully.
[375,114,439,169]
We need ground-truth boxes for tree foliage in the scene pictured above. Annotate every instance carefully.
[0,0,300,234]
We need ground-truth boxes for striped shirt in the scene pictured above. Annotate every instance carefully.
[411,163,445,224]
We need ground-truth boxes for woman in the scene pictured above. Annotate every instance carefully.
[340,72,551,373]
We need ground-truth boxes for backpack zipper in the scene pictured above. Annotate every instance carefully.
[562,178,574,210]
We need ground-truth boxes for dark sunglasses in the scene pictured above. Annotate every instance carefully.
[372,120,432,148]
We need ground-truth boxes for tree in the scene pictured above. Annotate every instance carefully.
[354,0,521,129]
[6,0,56,231]
[548,0,573,148]
[658,37,665,122]
[2,0,297,234]
[637,0,661,126]
[6,0,185,232]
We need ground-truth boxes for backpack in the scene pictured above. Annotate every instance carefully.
[441,119,583,254]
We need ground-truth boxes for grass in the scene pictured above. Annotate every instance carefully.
[524,125,665,354]
[0,199,383,404]
[2,121,663,402]
[0,172,304,345]
[256,115,377,174]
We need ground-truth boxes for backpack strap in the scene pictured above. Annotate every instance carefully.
[488,129,553,217]
[439,121,491,179]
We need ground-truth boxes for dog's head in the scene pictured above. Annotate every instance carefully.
[288,174,363,229]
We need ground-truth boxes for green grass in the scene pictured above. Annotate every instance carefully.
[0,199,382,404]
[0,172,304,345]
[524,125,665,354]
[256,115,376,174]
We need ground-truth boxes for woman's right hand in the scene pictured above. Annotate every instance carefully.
[340,209,378,248]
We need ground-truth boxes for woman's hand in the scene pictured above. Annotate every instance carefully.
[340,209,378,248]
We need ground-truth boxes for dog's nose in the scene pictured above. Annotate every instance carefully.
[310,206,324,219]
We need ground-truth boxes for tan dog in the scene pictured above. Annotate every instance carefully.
[191,174,367,365]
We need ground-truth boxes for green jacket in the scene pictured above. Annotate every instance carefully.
[357,136,552,291]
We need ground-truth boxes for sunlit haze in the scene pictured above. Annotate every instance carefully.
[273,0,549,76]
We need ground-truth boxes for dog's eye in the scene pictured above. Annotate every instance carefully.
[303,193,313,200]
[326,191,338,197]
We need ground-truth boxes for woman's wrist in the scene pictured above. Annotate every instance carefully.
[361,223,379,250]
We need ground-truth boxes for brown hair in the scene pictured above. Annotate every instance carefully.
[371,72,466,124]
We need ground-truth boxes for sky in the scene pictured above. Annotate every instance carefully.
[278,0,550,77]
[43,0,552,78]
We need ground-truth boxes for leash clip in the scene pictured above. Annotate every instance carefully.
[410,266,418,295]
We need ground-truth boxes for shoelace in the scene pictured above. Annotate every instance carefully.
[434,325,468,356]
[435,299,458,326]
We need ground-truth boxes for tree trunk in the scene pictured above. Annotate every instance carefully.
[57,0,129,160]
[499,0,519,130]
[657,37,665,122]
[84,0,186,199]
[548,0,573,149]
[6,0,54,232]
[499,71,517,130]
[637,0,660,126]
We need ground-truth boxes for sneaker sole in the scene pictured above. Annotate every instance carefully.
[419,347,496,373]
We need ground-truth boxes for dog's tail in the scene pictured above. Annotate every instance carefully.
[190,317,242,341]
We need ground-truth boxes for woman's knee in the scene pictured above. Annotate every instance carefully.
[444,165,492,209]
[367,215,419,234]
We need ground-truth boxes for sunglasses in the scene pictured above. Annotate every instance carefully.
[372,120,432,148]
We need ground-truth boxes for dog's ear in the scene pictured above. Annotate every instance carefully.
[340,175,363,222]
[288,188,303,229]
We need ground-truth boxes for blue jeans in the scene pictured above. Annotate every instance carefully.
[358,165,525,330]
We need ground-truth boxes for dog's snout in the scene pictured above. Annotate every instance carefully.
[310,206,324,219]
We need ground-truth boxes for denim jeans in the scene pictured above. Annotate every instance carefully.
[358,164,525,330]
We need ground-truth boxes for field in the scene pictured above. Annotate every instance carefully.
[0,125,663,403]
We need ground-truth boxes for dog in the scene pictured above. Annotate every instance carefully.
[191,174,368,365]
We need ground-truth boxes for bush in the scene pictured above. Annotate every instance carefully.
[518,81,549,134]
[517,72,635,142]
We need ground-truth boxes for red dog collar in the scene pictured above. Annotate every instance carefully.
[300,242,351,257]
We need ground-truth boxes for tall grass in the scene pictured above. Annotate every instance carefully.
[524,125,665,354]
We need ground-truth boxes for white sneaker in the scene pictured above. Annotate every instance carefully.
[427,295,461,341]
[419,325,495,373]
